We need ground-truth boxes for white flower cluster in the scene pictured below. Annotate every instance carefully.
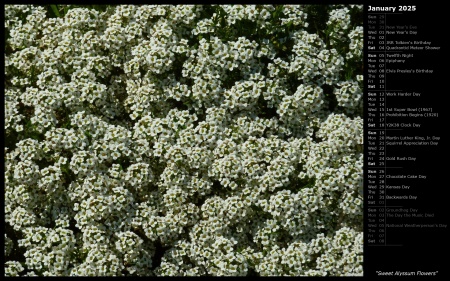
[5,4,363,276]
[327,6,352,47]
[347,26,363,60]
[334,79,363,115]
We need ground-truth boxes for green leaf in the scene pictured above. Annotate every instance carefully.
[50,5,61,17]
[286,21,293,29]
[83,130,92,143]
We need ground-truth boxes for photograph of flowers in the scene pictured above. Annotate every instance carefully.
[4,4,363,276]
